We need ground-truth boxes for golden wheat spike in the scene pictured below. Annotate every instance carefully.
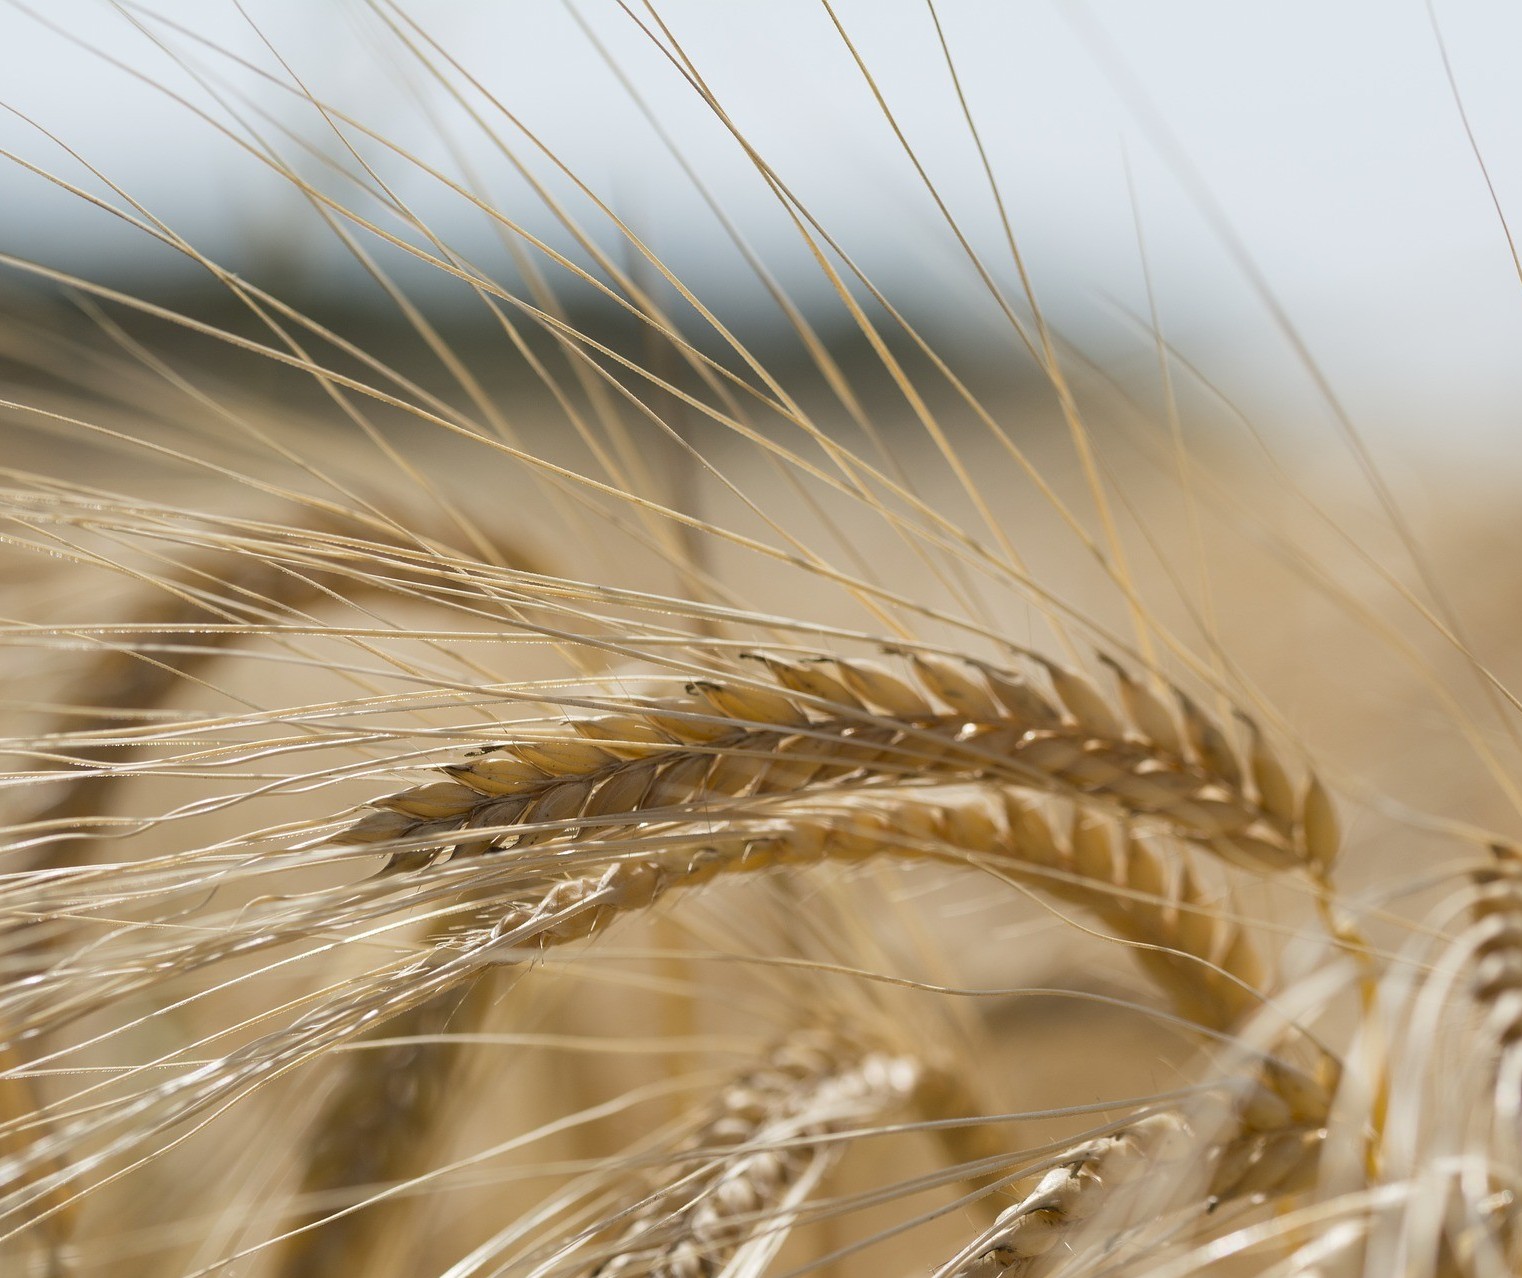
[342,648,1321,880]
[543,1034,918,1278]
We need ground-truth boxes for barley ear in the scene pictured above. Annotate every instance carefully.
[939,1113,1191,1278]
[546,1034,918,1278]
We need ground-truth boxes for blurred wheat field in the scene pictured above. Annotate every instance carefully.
[3,4,1522,1277]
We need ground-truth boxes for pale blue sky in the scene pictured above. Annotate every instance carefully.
[2,1,1519,442]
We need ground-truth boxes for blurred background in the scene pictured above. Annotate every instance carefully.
[1,0,1520,447]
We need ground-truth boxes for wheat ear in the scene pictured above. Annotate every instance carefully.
[938,1112,1192,1278]
[1465,865,1522,1271]
[345,647,1334,881]
[272,977,502,1278]
[0,778,1274,1227]
[1351,856,1522,1276]
[530,1032,917,1278]
[1468,860,1522,1132]
[408,785,1266,1044]
[940,1047,1336,1278]
[939,1098,1328,1278]
[357,791,1265,1071]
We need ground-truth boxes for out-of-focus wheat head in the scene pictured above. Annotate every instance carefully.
[1,4,1519,1277]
